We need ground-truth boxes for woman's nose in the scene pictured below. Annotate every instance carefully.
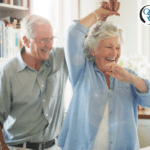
[111,48,117,55]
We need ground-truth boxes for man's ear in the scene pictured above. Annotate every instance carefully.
[22,36,30,48]
[90,49,95,57]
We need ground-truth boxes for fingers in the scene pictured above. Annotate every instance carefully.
[116,2,120,11]
[105,63,122,73]
[106,71,117,78]
[96,1,120,21]
[109,0,118,11]
[100,7,120,20]
[105,63,119,69]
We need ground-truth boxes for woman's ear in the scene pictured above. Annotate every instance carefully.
[90,49,95,57]
[22,36,30,48]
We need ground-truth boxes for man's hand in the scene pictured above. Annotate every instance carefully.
[109,0,119,11]
[95,1,120,22]
[79,1,120,28]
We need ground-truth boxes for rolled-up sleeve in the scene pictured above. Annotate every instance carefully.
[126,68,150,108]
[64,21,89,88]
[134,78,150,108]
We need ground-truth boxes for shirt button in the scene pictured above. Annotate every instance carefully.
[126,87,129,89]
[109,111,112,113]
[110,142,113,144]
[46,114,48,116]
[110,88,113,90]
[43,100,45,102]
[42,84,44,87]
[109,95,112,97]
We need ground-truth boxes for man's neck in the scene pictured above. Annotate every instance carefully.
[21,51,42,71]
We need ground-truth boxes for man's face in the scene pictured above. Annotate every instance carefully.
[30,23,53,62]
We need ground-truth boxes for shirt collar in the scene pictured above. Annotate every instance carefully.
[93,62,114,80]
[17,46,27,72]
[17,46,51,73]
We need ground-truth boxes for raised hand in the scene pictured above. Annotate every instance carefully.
[101,1,120,11]
[79,1,120,28]
[109,0,120,11]
[95,1,120,22]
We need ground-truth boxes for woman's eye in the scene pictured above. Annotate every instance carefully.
[107,47,112,48]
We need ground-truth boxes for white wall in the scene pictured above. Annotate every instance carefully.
[80,0,138,56]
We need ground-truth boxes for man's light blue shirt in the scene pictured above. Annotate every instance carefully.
[58,21,150,150]
[0,46,68,145]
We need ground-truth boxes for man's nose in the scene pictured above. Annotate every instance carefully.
[46,42,53,49]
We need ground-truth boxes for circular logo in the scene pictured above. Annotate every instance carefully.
[139,5,150,25]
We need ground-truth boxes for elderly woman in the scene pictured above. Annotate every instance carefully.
[58,2,150,150]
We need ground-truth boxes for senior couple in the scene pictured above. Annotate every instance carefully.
[0,0,150,150]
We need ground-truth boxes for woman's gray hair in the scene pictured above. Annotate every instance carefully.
[21,15,51,45]
[83,21,123,61]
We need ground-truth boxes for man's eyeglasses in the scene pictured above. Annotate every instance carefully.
[34,36,58,44]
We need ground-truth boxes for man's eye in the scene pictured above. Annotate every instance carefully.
[42,39,49,43]
[107,47,112,48]
[44,39,49,42]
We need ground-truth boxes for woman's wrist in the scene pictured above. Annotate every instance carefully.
[79,12,98,28]
[92,11,100,22]
[94,9,102,20]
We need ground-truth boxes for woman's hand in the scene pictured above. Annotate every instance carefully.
[79,1,120,28]
[105,63,132,83]
[108,0,119,11]
[105,63,148,93]
[95,2,120,22]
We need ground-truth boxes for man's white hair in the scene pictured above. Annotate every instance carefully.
[21,15,51,45]
[83,21,123,61]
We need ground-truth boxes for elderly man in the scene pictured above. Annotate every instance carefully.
[0,15,68,150]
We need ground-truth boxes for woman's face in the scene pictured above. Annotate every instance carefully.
[91,35,121,74]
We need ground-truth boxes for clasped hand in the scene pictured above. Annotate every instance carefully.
[95,1,120,22]
[105,63,133,83]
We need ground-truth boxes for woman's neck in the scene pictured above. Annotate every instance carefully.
[96,64,110,89]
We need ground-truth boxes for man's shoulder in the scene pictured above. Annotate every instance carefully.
[50,47,65,62]
[49,47,68,74]
[52,47,64,56]
[0,56,18,74]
